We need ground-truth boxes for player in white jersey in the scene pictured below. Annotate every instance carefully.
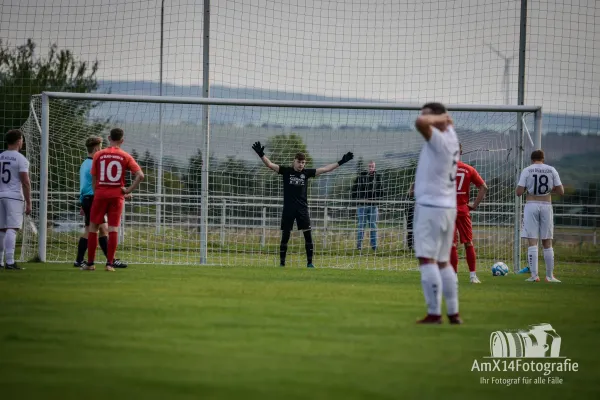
[516,150,564,283]
[413,103,461,324]
[0,130,32,270]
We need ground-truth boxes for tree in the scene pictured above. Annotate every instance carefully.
[265,133,313,167]
[356,156,365,174]
[0,39,102,139]
[0,39,105,194]
[140,150,156,170]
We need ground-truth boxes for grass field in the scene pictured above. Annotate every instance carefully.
[1,263,600,400]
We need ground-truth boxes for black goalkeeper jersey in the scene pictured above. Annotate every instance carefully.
[278,166,317,211]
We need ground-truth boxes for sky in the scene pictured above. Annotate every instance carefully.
[1,0,599,115]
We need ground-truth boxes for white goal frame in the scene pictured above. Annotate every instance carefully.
[39,91,542,269]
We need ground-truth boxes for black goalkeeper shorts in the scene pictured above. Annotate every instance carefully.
[281,209,311,231]
[81,195,106,226]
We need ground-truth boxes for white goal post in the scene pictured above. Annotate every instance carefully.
[31,91,541,270]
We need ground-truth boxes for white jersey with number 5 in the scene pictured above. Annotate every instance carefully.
[414,125,460,209]
[517,163,562,197]
[0,150,29,201]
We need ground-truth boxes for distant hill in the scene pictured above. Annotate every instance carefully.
[97,80,600,134]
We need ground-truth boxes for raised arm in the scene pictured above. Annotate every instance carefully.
[252,141,279,173]
[316,152,353,176]
[415,114,453,141]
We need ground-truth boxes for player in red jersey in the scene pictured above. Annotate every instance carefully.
[450,144,488,283]
[82,128,144,271]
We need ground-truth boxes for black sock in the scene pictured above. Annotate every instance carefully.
[280,230,291,264]
[76,237,88,263]
[98,235,109,259]
[303,230,314,264]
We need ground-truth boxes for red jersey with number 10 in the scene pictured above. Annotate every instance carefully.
[91,147,141,199]
[456,161,485,216]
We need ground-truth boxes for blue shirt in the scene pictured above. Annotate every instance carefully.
[79,157,94,202]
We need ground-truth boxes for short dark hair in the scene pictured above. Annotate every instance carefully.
[85,136,103,153]
[295,152,306,161]
[110,128,124,141]
[5,129,23,145]
[421,102,447,115]
[531,149,545,162]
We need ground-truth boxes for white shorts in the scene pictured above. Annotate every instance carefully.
[521,201,554,240]
[0,198,24,229]
[414,204,456,263]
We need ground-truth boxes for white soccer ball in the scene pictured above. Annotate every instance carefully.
[491,262,510,276]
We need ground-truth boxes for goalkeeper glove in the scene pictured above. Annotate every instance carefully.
[252,141,265,158]
[337,151,354,166]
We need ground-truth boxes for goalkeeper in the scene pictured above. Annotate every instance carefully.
[252,141,353,268]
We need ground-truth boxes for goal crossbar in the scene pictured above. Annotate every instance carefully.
[42,92,542,113]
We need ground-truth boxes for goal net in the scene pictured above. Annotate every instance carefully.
[21,93,539,271]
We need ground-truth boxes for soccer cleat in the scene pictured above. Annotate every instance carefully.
[5,263,21,270]
[416,314,442,324]
[517,266,531,274]
[74,261,85,268]
[448,313,463,325]
[112,259,128,268]
[307,263,315,268]
[470,276,481,284]
[80,262,95,271]
[525,276,540,282]
[105,263,116,272]
[545,276,561,283]
[279,262,285,267]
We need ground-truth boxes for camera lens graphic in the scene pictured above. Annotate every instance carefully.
[490,331,532,357]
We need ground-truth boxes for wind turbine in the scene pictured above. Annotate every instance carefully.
[486,43,517,105]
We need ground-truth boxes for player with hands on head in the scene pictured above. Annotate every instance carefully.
[252,140,353,268]
[516,149,564,282]
[413,102,461,325]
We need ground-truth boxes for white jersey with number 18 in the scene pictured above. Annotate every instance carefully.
[0,150,30,201]
[517,163,562,196]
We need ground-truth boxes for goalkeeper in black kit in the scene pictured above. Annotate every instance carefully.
[252,141,353,268]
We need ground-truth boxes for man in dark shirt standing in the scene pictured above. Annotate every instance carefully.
[351,161,383,251]
[252,141,353,268]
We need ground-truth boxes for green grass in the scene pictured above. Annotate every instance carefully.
[1,264,600,400]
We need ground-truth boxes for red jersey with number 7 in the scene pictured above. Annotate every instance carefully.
[456,161,485,216]
[91,147,141,199]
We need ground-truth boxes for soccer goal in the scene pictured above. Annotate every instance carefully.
[20,92,541,271]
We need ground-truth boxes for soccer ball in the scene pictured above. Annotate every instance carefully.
[492,262,510,276]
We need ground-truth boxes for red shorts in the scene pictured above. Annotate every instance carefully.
[454,213,473,244]
[90,197,124,227]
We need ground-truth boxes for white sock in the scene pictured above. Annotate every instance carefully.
[469,271,477,278]
[527,246,539,278]
[420,263,442,316]
[4,229,17,265]
[543,248,555,278]
[440,266,459,316]
[0,230,5,266]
